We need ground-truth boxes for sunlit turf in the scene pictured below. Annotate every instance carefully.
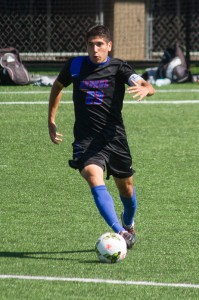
[0,83,199,299]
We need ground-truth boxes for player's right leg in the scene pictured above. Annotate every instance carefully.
[81,164,125,234]
[81,164,105,188]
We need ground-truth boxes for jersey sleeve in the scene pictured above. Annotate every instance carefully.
[117,60,142,86]
[57,59,73,87]
[128,73,143,86]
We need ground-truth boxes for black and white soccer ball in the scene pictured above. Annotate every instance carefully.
[95,232,127,263]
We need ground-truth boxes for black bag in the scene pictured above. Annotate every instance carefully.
[0,47,30,85]
[156,44,190,83]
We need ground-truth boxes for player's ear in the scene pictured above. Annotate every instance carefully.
[108,41,112,52]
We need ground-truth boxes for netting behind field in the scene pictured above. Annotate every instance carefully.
[150,0,199,62]
[0,0,198,62]
[0,0,98,60]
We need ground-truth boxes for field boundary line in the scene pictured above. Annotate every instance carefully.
[1,100,199,105]
[0,91,72,94]
[0,275,198,289]
[0,89,198,95]
[124,100,199,104]
[157,89,199,93]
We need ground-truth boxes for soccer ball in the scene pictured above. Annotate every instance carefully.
[95,232,127,263]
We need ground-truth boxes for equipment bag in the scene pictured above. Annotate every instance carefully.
[0,47,30,85]
[156,43,190,83]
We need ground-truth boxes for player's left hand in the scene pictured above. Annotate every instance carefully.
[127,80,149,101]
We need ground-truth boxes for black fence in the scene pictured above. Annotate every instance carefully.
[0,0,198,63]
[150,0,199,64]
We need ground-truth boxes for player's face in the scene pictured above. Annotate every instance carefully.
[87,36,112,64]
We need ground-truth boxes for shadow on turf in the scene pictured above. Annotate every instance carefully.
[0,249,98,263]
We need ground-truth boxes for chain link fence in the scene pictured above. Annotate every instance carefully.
[0,0,198,63]
[149,0,199,63]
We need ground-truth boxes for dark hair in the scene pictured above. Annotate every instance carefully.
[86,25,111,42]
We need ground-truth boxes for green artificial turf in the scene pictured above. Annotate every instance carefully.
[0,83,199,299]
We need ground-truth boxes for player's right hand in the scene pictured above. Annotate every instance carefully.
[48,122,63,144]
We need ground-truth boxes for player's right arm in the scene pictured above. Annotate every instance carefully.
[48,79,64,144]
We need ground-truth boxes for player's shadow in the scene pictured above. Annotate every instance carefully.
[0,249,97,263]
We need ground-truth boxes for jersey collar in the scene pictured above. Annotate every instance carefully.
[86,56,110,66]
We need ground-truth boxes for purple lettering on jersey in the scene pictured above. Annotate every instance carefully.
[86,90,104,105]
[80,80,108,105]
[100,80,109,88]
[80,79,109,89]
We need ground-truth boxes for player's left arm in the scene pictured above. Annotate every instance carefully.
[127,77,155,101]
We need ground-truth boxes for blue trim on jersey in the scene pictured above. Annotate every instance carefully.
[70,56,110,78]
[86,56,110,66]
[70,56,85,78]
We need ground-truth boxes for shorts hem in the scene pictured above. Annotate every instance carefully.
[79,161,105,173]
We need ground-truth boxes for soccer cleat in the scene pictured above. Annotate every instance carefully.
[121,212,135,235]
[120,212,136,247]
[119,231,135,249]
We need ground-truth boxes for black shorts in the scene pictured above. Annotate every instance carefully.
[68,137,135,179]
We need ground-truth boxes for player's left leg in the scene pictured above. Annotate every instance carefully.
[107,137,137,230]
[114,176,137,231]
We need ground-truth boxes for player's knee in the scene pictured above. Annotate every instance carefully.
[81,165,104,188]
[119,184,133,198]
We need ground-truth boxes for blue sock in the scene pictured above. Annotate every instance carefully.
[120,188,137,226]
[91,185,124,233]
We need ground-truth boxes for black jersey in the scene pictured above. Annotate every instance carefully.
[57,56,137,141]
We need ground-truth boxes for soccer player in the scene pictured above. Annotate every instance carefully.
[48,25,155,249]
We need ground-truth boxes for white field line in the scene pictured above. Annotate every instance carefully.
[157,89,199,93]
[0,91,72,94]
[0,89,198,95]
[0,275,198,289]
[0,101,66,105]
[0,100,199,105]
[124,100,199,104]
